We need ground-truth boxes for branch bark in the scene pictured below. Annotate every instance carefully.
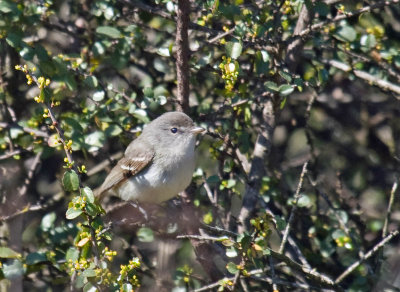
[175,0,190,112]
[238,98,275,232]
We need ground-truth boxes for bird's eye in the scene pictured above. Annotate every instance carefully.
[170,127,178,134]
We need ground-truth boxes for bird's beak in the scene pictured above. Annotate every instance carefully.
[190,126,206,135]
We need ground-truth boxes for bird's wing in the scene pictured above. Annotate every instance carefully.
[96,144,154,201]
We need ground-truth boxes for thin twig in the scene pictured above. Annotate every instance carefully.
[86,151,123,177]
[0,122,49,138]
[382,181,398,238]
[322,59,400,96]
[0,149,23,161]
[335,230,400,284]
[0,192,64,221]
[208,28,235,43]
[279,161,309,253]
[176,234,230,242]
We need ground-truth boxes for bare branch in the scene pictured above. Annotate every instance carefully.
[0,122,49,138]
[323,59,400,96]
[279,161,309,254]
[285,2,313,72]
[335,230,400,284]
[382,180,398,238]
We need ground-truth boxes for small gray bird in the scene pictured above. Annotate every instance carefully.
[96,111,205,203]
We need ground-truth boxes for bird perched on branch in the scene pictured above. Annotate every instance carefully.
[96,111,205,204]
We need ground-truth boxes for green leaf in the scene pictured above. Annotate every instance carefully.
[226,247,238,258]
[137,227,154,242]
[360,34,376,50]
[105,124,123,137]
[6,33,22,48]
[3,259,24,279]
[143,87,154,98]
[297,194,311,207]
[278,84,294,96]
[255,50,270,74]
[83,282,97,292]
[264,81,278,91]
[280,97,287,109]
[0,247,20,259]
[93,90,105,101]
[132,109,150,123]
[66,207,83,219]
[206,175,220,184]
[82,269,96,278]
[96,26,122,39]
[63,170,79,191]
[85,131,105,152]
[275,215,286,231]
[81,187,94,203]
[66,247,79,262]
[0,1,18,13]
[226,40,242,59]
[335,25,357,42]
[226,262,239,274]
[332,229,346,240]
[41,212,56,231]
[122,284,133,292]
[279,71,292,82]
[85,202,98,217]
[84,76,98,88]
[26,252,47,265]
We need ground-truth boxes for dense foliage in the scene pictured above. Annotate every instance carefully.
[1,0,400,291]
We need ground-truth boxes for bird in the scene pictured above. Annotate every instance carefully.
[96,111,205,204]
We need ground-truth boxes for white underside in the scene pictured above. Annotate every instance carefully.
[116,141,196,203]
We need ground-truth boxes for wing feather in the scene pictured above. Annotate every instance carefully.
[96,142,154,201]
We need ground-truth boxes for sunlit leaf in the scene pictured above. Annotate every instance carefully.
[63,170,79,191]
[96,26,121,38]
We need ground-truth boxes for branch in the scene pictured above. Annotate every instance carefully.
[296,0,400,39]
[278,161,309,253]
[86,151,123,177]
[285,2,313,72]
[335,230,400,284]
[323,59,400,96]
[0,122,49,138]
[238,98,275,232]
[0,149,23,161]
[382,180,398,238]
[175,0,190,112]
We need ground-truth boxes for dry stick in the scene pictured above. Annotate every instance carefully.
[335,230,400,284]
[323,59,400,96]
[382,181,398,238]
[175,0,190,113]
[278,161,309,254]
